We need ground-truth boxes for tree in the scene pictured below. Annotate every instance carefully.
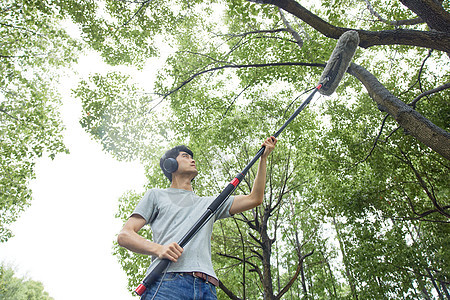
[68,0,449,298]
[0,1,81,242]
[0,264,54,300]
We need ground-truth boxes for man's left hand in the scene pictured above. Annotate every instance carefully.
[261,136,277,158]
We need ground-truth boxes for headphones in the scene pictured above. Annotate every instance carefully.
[162,156,178,173]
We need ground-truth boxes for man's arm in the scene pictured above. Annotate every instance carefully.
[229,136,277,215]
[117,215,183,262]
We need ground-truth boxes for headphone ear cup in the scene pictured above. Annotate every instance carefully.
[163,157,178,173]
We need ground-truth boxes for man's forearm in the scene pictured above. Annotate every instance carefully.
[118,229,184,262]
[229,136,276,215]
[117,229,160,256]
[249,156,268,204]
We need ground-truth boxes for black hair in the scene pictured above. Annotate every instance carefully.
[160,145,194,182]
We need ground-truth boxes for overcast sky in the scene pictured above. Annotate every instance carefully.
[0,52,150,299]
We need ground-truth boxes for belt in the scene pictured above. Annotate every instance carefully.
[182,272,219,286]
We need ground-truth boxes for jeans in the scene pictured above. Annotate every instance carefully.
[141,272,217,300]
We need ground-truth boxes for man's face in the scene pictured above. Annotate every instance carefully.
[174,151,198,179]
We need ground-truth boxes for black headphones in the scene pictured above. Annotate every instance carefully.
[162,156,178,173]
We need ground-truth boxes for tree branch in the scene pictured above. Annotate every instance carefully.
[220,84,251,120]
[276,250,314,299]
[363,0,424,26]
[119,0,152,28]
[0,108,20,122]
[384,261,450,284]
[347,62,450,160]
[399,0,450,32]
[346,114,390,170]
[220,28,289,38]
[235,212,258,231]
[402,187,450,219]
[399,50,433,100]
[389,215,450,224]
[409,82,450,107]
[248,232,263,248]
[0,22,47,38]
[249,0,450,52]
[269,154,291,214]
[399,149,450,218]
[159,52,450,162]
[162,61,324,99]
[217,252,264,282]
[279,8,303,47]
[219,280,242,300]
[250,248,264,261]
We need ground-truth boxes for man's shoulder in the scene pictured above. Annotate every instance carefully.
[141,188,168,202]
[145,188,168,195]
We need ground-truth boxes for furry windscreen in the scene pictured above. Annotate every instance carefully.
[318,30,360,96]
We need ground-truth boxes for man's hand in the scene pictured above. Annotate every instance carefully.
[261,136,277,159]
[156,242,184,262]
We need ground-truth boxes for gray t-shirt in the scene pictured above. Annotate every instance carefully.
[132,188,235,279]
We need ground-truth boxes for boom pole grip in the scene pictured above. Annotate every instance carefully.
[135,259,171,296]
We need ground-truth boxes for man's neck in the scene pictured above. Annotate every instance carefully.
[170,177,193,191]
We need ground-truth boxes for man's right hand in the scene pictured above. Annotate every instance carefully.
[156,242,184,262]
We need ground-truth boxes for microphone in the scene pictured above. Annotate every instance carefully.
[318,30,360,96]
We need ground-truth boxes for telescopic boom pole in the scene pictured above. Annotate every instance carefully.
[134,84,323,296]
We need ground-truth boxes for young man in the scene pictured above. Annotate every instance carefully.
[117,136,277,299]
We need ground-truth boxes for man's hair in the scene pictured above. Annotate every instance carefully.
[160,145,194,182]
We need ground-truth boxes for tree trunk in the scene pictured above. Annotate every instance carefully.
[322,250,338,298]
[333,216,359,300]
[261,217,275,299]
[299,259,307,296]
[440,281,450,300]
[427,269,445,299]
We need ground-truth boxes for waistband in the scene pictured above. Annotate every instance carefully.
[176,272,219,286]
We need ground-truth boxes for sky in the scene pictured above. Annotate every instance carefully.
[0,52,150,299]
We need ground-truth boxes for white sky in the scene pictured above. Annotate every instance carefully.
[0,51,150,299]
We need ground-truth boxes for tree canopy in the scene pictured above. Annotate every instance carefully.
[72,0,448,298]
[0,264,54,300]
[1,0,449,298]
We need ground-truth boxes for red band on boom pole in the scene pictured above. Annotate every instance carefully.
[230,177,240,187]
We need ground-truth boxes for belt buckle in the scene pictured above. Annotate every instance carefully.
[192,272,208,282]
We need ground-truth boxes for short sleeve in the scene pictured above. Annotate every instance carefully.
[213,195,235,221]
[132,189,158,224]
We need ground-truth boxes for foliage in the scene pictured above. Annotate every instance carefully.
[0,0,81,242]
[31,0,447,298]
[0,264,53,300]
[2,0,447,297]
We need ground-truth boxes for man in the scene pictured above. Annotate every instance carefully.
[117,136,277,299]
